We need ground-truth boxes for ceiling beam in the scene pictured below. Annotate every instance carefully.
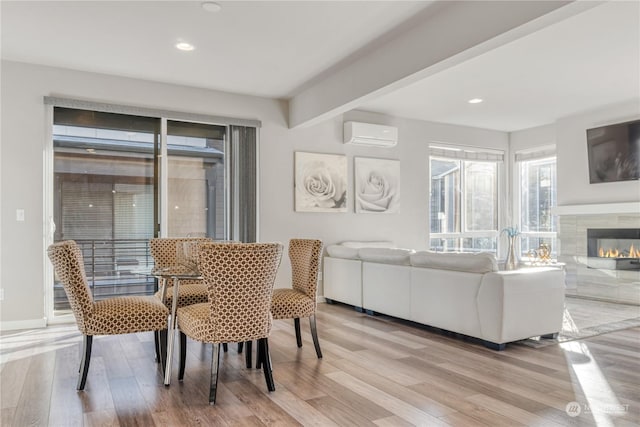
[288,0,602,129]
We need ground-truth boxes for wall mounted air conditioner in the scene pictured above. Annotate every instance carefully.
[343,121,398,147]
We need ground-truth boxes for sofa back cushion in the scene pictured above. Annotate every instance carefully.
[359,248,414,265]
[410,251,498,273]
[326,241,395,260]
[341,241,395,248]
[326,245,360,259]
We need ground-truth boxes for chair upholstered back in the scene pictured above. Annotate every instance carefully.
[198,242,283,343]
[149,237,212,268]
[47,240,94,334]
[289,239,323,300]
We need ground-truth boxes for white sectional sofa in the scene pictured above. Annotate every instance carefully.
[323,243,565,350]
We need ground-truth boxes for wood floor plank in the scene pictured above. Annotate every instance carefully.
[273,361,327,401]
[329,356,459,419]
[240,366,338,426]
[76,357,117,414]
[223,378,302,426]
[324,326,415,359]
[373,415,415,426]
[306,395,378,427]
[325,370,450,426]
[341,321,427,350]
[0,352,31,410]
[1,303,638,426]
[466,393,566,427]
[109,376,157,427]
[83,409,120,427]
[48,378,84,427]
[295,359,394,422]
[0,406,16,427]
[11,350,55,427]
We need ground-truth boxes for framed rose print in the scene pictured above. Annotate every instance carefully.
[294,152,347,212]
[354,157,400,213]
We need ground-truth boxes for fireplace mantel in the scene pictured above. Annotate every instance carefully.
[552,202,640,216]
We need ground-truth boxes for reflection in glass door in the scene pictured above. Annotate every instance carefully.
[166,120,226,239]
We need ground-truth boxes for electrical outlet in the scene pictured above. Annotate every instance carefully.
[16,209,25,222]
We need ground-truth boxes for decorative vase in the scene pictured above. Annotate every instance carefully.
[505,235,518,270]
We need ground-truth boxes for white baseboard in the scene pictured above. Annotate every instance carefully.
[0,317,47,332]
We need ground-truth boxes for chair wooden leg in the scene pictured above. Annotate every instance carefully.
[222,343,228,353]
[178,331,187,381]
[309,314,323,359]
[294,318,302,348]
[154,332,161,363]
[245,340,252,369]
[256,339,263,369]
[209,343,221,405]
[77,335,93,390]
[258,338,275,392]
[158,329,168,374]
[237,342,244,353]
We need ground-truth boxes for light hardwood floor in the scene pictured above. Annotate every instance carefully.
[1,302,639,426]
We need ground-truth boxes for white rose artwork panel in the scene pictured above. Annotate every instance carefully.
[295,152,347,212]
[355,157,400,213]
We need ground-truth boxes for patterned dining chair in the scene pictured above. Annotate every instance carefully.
[176,242,283,404]
[47,240,169,390]
[270,239,324,359]
[149,237,212,308]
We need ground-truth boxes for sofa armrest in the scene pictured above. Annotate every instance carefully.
[323,257,363,307]
[477,268,565,343]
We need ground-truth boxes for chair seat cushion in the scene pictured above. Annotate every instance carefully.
[155,283,209,307]
[85,296,169,335]
[271,288,315,319]
[178,303,273,344]
[177,303,215,343]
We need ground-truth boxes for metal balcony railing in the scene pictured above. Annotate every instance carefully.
[53,239,157,311]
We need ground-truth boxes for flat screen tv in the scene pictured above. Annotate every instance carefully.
[587,119,640,183]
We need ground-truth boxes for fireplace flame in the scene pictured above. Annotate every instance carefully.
[598,243,639,258]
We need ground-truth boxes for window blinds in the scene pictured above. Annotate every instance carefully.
[514,145,556,162]
[429,144,504,162]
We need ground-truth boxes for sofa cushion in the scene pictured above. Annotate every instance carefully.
[326,245,360,259]
[410,251,498,273]
[359,248,414,265]
[341,241,395,249]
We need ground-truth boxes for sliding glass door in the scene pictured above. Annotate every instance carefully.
[51,108,228,314]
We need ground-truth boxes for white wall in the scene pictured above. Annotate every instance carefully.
[555,100,640,206]
[509,124,555,153]
[0,60,508,327]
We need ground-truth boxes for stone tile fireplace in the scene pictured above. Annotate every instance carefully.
[556,204,640,305]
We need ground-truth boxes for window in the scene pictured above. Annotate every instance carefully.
[517,154,557,259]
[429,146,503,253]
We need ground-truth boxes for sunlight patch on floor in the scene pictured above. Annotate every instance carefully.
[0,325,80,365]
[562,340,629,426]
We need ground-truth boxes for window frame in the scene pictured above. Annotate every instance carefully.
[514,152,558,260]
[429,148,505,254]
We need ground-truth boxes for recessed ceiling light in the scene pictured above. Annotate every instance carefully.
[201,1,222,12]
[176,42,195,51]
[468,98,483,104]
